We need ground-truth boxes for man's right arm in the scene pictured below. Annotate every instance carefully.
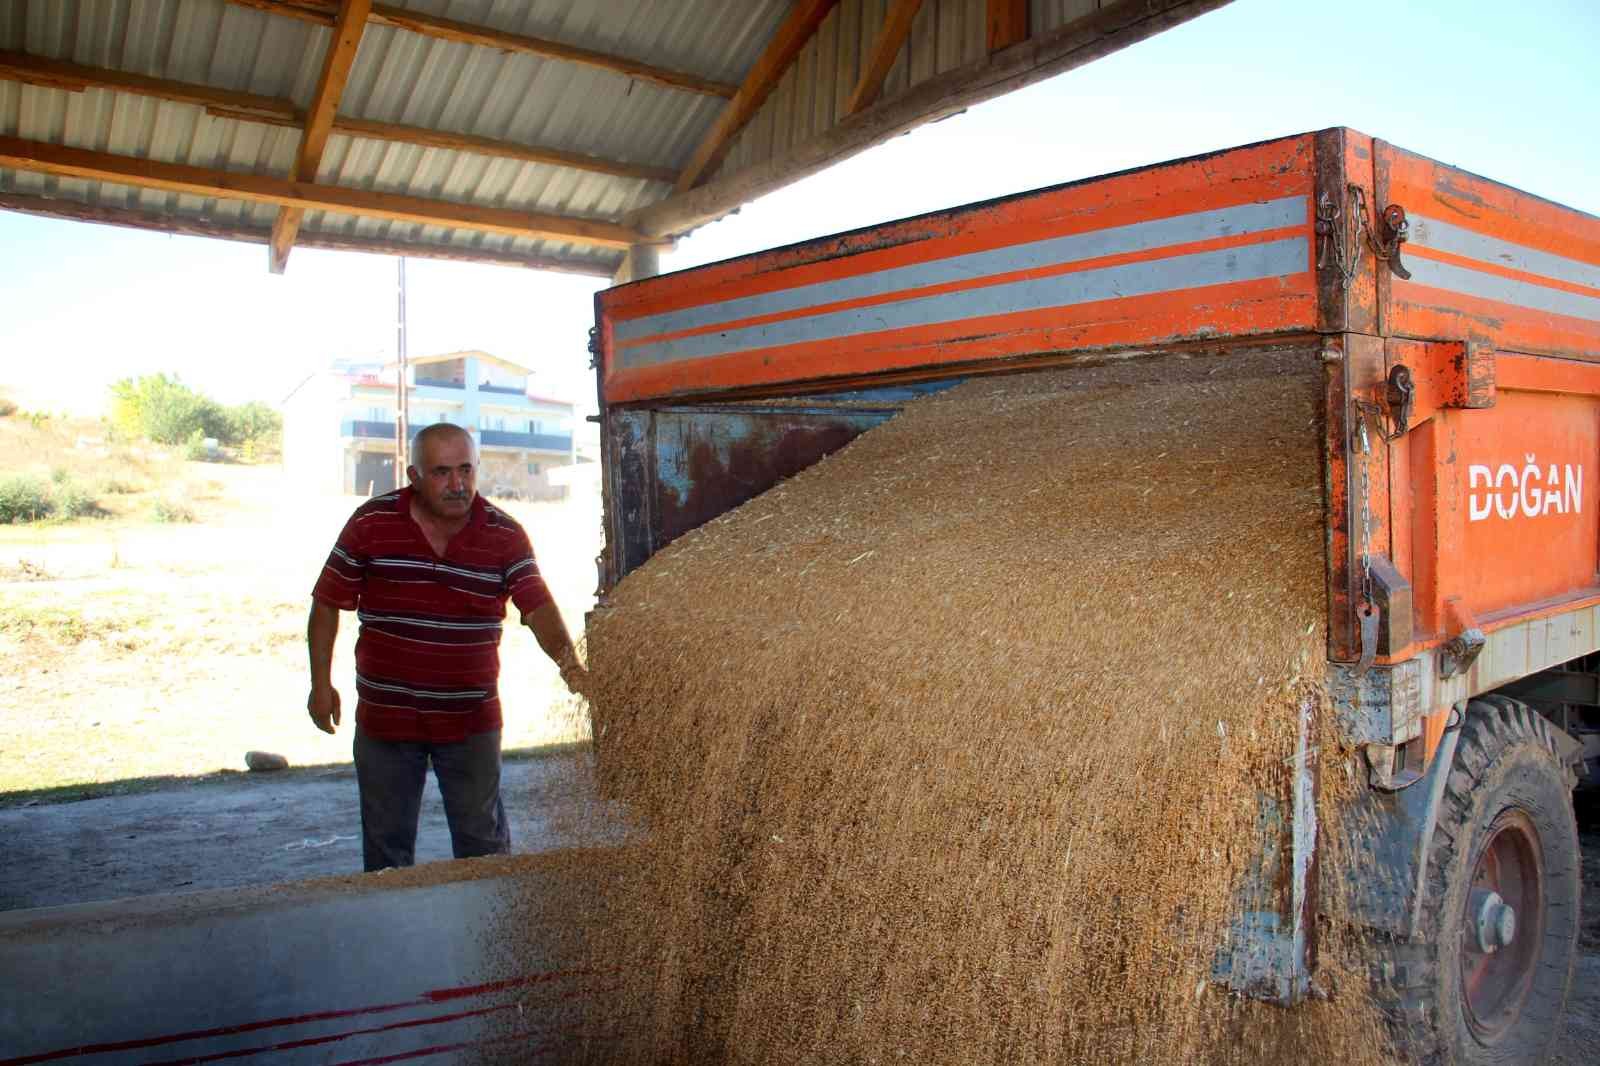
[307,600,342,734]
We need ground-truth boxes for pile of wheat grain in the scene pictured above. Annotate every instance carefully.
[571,348,1389,1065]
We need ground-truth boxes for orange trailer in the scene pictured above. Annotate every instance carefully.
[592,129,1597,1064]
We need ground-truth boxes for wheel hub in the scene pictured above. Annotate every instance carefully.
[1468,888,1516,953]
[1459,808,1544,1043]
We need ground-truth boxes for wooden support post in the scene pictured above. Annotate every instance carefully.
[844,0,925,116]
[612,243,663,285]
[269,0,370,274]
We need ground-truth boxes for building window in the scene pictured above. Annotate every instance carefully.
[529,462,541,475]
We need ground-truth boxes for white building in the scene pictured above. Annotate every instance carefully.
[282,351,577,500]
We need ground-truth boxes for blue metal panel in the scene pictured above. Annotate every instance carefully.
[601,381,967,587]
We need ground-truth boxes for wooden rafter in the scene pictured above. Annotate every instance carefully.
[0,50,676,184]
[675,0,841,192]
[269,0,370,273]
[987,0,1031,53]
[0,191,617,276]
[225,0,739,99]
[635,0,1233,238]
[0,135,646,249]
[844,0,926,116]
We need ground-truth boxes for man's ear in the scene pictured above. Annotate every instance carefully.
[405,465,420,485]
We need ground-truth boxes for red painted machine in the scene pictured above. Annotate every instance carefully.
[593,128,1598,1064]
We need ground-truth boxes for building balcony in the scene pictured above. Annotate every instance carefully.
[477,383,527,396]
[414,377,462,390]
[481,429,571,452]
[344,421,569,453]
[347,420,411,441]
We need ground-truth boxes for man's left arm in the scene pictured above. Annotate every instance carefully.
[523,601,588,694]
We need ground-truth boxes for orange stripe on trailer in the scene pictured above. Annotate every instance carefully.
[1389,280,1600,360]
[613,226,1309,353]
[602,137,1318,323]
[603,277,1314,403]
[1380,143,1600,267]
[1497,351,1600,393]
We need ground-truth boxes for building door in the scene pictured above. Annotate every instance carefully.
[355,452,396,496]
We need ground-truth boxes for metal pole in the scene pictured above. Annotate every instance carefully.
[395,256,409,489]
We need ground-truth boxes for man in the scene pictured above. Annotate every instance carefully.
[306,422,586,871]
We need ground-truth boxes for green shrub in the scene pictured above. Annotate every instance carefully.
[99,478,142,495]
[0,476,54,523]
[54,480,102,518]
[0,398,16,417]
[151,498,195,523]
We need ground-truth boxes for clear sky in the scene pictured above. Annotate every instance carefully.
[1,0,1596,417]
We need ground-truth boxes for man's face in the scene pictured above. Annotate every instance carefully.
[407,431,476,520]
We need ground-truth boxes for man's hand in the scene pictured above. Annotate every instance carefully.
[308,685,342,734]
[559,656,591,697]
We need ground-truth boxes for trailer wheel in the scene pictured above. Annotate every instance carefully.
[1385,696,1580,1065]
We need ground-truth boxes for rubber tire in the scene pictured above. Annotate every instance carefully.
[1384,696,1580,1066]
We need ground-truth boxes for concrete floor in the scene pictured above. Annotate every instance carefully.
[0,751,612,910]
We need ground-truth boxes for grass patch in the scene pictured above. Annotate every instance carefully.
[0,605,94,642]
[1,609,82,641]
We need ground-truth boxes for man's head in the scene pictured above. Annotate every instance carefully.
[407,423,477,520]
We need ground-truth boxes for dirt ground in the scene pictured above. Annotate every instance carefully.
[0,462,600,795]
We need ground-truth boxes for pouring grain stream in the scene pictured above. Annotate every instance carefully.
[574,348,1391,1064]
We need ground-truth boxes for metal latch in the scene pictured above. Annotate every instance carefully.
[1316,184,1414,286]
[1373,202,1412,280]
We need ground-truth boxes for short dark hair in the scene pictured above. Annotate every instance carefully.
[409,422,477,470]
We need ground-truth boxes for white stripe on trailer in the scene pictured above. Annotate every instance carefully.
[1408,213,1600,293]
[617,237,1311,369]
[612,196,1309,344]
[1403,254,1600,323]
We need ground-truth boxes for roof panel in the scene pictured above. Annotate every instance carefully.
[1,0,1232,272]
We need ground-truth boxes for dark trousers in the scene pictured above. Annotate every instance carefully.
[353,728,510,872]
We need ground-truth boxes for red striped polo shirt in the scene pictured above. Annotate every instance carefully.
[312,487,554,743]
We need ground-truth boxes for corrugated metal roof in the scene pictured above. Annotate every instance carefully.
[0,0,791,271]
[0,0,1232,272]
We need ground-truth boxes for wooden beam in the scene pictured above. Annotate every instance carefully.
[844,0,926,116]
[0,191,619,275]
[269,0,370,273]
[225,0,739,99]
[0,135,647,249]
[635,0,1234,237]
[0,50,293,123]
[0,50,675,184]
[987,0,1030,53]
[674,0,841,192]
